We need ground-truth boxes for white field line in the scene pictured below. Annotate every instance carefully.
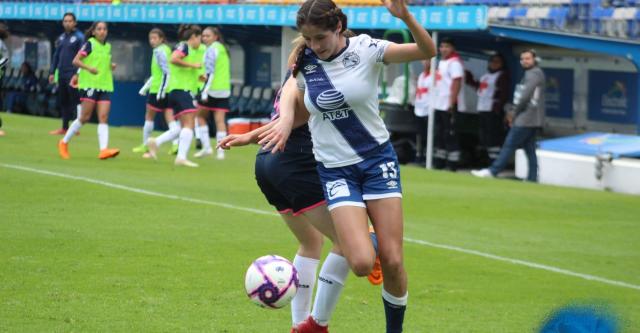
[2,162,639,291]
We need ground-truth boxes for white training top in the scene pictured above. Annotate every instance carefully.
[296,34,391,168]
[434,55,466,112]
[476,71,501,112]
[414,71,434,117]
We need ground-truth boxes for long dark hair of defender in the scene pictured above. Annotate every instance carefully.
[84,21,106,41]
[178,24,202,42]
[292,0,347,76]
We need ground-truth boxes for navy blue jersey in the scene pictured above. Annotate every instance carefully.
[50,30,84,79]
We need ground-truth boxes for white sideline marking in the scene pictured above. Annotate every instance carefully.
[3,162,640,291]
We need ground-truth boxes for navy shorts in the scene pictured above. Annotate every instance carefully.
[254,126,326,216]
[147,93,170,112]
[80,89,111,103]
[317,141,403,211]
[168,90,197,117]
[198,97,230,112]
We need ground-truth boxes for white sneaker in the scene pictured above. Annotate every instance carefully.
[194,148,213,158]
[216,149,225,160]
[146,138,158,160]
[174,158,199,167]
[471,169,494,178]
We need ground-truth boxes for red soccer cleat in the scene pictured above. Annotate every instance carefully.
[292,316,328,333]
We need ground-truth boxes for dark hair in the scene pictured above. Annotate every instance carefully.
[0,23,8,40]
[439,37,455,48]
[520,49,538,64]
[85,21,107,40]
[63,12,76,22]
[296,0,347,34]
[149,28,166,42]
[292,0,348,76]
[178,24,202,42]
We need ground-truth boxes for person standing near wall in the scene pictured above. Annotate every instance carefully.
[49,12,84,136]
[471,49,545,182]
[433,37,466,171]
[413,59,434,164]
[466,54,511,165]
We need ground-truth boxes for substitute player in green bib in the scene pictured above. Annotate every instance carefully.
[194,27,231,160]
[58,21,119,160]
[147,25,202,167]
[133,28,180,158]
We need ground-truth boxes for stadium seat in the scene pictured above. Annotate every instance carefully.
[233,85,254,116]
[243,86,263,117]
[252,87,274,118]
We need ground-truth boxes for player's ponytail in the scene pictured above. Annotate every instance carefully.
[178,24,202,42]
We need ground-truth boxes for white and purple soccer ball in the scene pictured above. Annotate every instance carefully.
[245,255,299,309]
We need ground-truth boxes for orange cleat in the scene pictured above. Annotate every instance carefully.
[58,140,70,159]
[292,316,328,333]
[367,225,383,285]
[99,148,120,160]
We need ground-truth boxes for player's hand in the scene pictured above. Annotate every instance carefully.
[192,63,202,69]
[258,120,292,153]
[48,75,55,84]
[383,0,410,20]
[217,133,251,149]
[111,63,117,70]
[69,75,79,88]
[199,74,206,82]
[88,67,98,75]
[448,104,457,114]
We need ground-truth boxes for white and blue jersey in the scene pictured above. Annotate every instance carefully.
[296,34,402,210]
[296,34,391,168]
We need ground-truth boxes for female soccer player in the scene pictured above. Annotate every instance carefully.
[147,25,203,167]
[194,27,231,160]
[58,21,119,160]
[133,28,179,158]
[261,0,436,331]
[219,33,382,333]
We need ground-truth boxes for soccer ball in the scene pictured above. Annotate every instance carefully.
[244,255,299,309]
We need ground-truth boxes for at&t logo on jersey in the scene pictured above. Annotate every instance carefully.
[316,89,352,121]
[326,179,350,200]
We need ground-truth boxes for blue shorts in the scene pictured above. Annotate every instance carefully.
[146,93,170,112]
[168,90,197,117]
[317,141,402,211]
[80,89,111,104]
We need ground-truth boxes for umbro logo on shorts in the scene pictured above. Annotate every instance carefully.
[326,179,350,200]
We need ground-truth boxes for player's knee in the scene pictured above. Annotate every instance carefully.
[381,253,404,275]
[349,257,374,277]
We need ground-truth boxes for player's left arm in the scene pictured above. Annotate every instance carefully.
[382,0,436,64]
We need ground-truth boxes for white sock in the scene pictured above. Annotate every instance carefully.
[216,131,227,152]
[194,122,201,140]
[172,121,180,145]
[382,288,408,306]
[291,255,320,326]
[311,253,349,326]
[76,104,81,119]
[156,121,180,147]
[97,124,109,150]
[63,119,82,143]
[143,120,154,144]
[199,125,211,151]
[176,128,193,160]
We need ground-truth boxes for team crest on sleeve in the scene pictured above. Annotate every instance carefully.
[342,51,360,69]
[70,36,77,43]
[326,179,350,200]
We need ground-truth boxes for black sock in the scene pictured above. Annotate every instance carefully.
[383,296,406,333]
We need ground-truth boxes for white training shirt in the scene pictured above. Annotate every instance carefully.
[476,71,501,112]
[297,34,391,168]
[414,71,434,117]
[434,55,466,112]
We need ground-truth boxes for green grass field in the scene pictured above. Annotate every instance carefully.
[1,112,638,332]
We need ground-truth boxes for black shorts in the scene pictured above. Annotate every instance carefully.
[168,90,197,117]
[147,93,171,112]
[198,97,230,112]
[80,89,111,103]
[254,126,325,216]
